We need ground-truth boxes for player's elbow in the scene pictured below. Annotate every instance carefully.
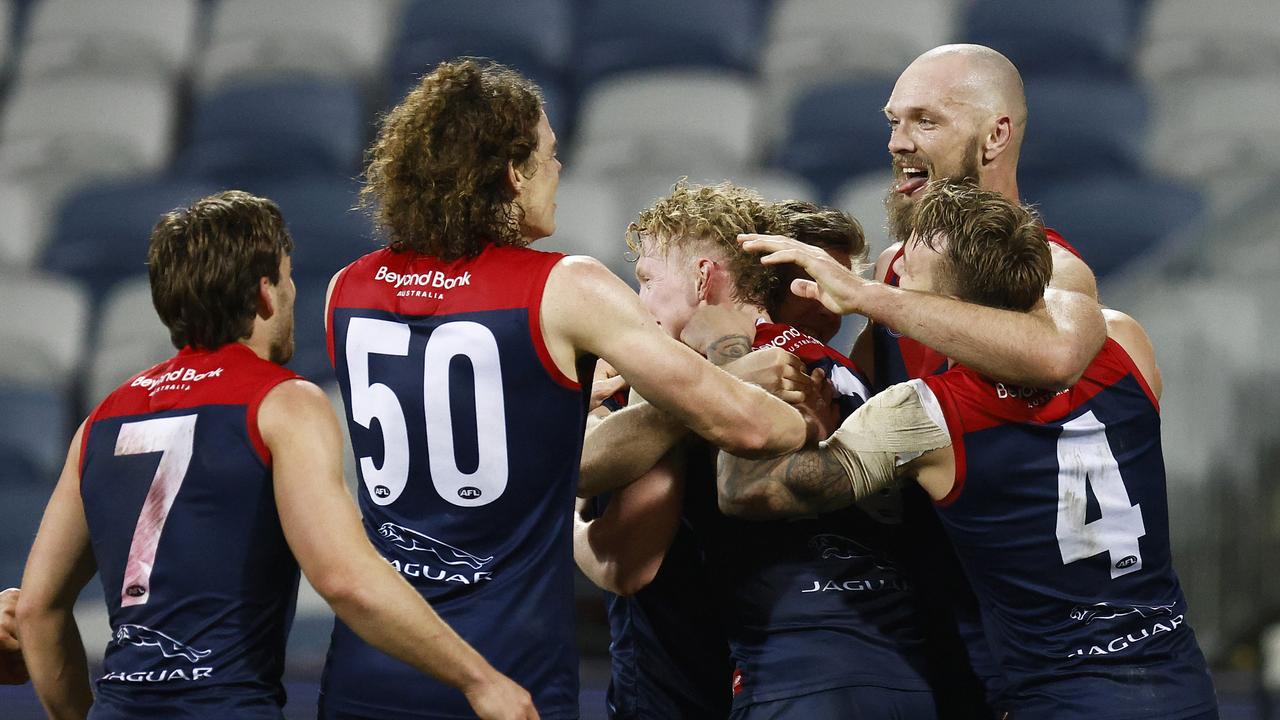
[309,566,371,617]
[608,564,659,598]
[1038,341,1090,390]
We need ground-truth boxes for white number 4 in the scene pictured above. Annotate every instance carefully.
[114,415,197,607]
[1055,411,1146,579]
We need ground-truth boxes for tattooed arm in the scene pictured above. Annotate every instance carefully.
[716,447,854,520]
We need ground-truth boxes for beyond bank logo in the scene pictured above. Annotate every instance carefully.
[375,266,472,299]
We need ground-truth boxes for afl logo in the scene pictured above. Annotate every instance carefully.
[373,485,391,499]
[458,487,482,500]
[1115,555,1138,570]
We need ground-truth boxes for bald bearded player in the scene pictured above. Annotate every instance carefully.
[740,45,1106,716]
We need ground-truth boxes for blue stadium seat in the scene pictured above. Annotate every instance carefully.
[963,0,1137,79]
[289,277,335,385]
[1019,77,1149,192]
[0,385,70,487]
[1033,173,1204,277]
[184,80,366,186]
[249,177,377,285]
[573,0,761,88]
[389,0,570,99]
[43,175,222,301]
[776,78,896,201]
[0,483,55,585]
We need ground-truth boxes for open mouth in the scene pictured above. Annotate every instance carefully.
[895,166,929,196]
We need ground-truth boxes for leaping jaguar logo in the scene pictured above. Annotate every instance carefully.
[378,523,494,570]
[808,533,898,572]
[1069,602,1176,625]
[113,624,211,663]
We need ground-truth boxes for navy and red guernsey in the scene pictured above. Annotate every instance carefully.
[913,339,1217,718]
[872,227,1083,713]
[590,485,733,719]
[79,343,301,719]
[691,320,934,714]
[322,244,592,719]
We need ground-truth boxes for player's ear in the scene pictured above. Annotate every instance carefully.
[507,159,524,194]
[984,115,1014,162]
[257,276,276,320]
[694,257,715,302]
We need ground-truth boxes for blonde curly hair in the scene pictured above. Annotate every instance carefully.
[626,179,778,307]
[361,58,543,260]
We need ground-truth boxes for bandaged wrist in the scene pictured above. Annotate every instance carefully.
[822,380,952,501]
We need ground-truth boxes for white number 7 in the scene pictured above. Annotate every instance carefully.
[114,415,197,607]
[1055,411,1146,579]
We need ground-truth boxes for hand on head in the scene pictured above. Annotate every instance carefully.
[738,234,871,316]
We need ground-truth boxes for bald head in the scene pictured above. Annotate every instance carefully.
[884,44,1027,209]
[906,44,1027,134]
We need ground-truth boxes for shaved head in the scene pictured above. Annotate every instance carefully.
[904,44,1027,141]
[883,44,1029,239]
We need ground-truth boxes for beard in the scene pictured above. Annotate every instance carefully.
[884,136,984,243]
[268,318,295,365]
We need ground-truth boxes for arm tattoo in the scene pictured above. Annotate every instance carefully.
[783,449,854,511]
[720,447,853,516]
[705,334,753,366]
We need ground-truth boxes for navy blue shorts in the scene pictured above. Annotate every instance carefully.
[731,686,938,720]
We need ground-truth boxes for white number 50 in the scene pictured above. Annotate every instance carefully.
[345,318,509,508]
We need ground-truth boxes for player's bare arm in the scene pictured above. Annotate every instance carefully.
[17,422,97,719]
[1101,309,1163,400]
[742,233,1106,389]
[719,381,956,519]
[0,587,27,685]
[261,379,538,720]
[717,445,853,520]
[545,256,806,463]
[574,452,686,596]
[579,344,815,498]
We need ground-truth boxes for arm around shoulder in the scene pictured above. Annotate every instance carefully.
[543,256,806,458]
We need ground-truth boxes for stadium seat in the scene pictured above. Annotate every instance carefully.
[20,0,198,80]
[248,176,376,284]
[388,0,570,102]
[775,78,897,201]
[0,268,89,390]
[537,173,631,278]
[43,175,222,301]
[87,277,173,401]
[573,0,761,88]
[0,481,58,587]
[1146,77,1280,187]
[0,385,72,488]
[573,70,760,176]
[759,0,955,149]
[1,76,176,174]
[962,0,1137,79]
[1034,173,1204,277]
[1138,0,1280,88]
[199,0,393,90]
[831,172,896,261]
[290,277,336,385]
[1019,77,1149,191]
[0,0,11,76]
[184,79,366,185]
